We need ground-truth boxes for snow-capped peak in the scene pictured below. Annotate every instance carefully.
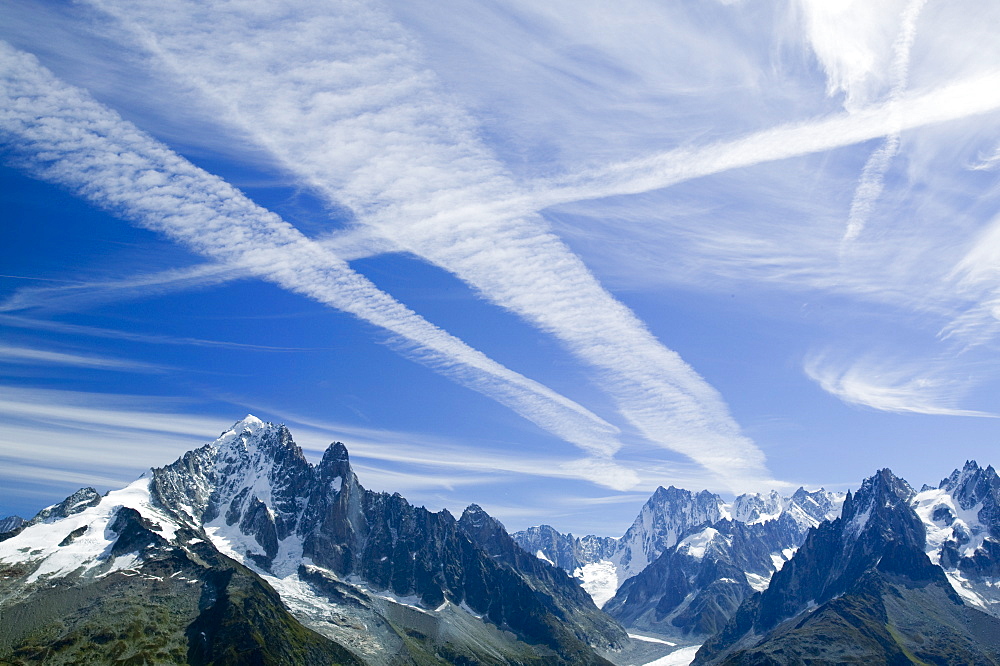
[212,414,268,449]
[0,476,182,588]
[939,460,1000,511]
[729,490,785,524]
[912,462,1000,613]
[721,487,843,529]
[676,526,721,560]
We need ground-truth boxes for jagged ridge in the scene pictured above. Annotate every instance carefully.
[694,468,1000,665]
[0,416,624,666]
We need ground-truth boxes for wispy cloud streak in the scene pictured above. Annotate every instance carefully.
[0,387,641,501]
[0,262,242,313]
[536,69,1000,208]
[843,0,927,243]
[0,314,338,352]
[88,0,772,488]
[804,352,993,417]
[0,344,165,372]
[0,43,626,471]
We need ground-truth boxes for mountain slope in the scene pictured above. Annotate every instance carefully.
[913,460,1000,616]
[0,482,361,665]
[694,468,1000,665]
[1,416,623,665]
[457,504,626,648]
[0,516,25,537]
[601,487,842,638]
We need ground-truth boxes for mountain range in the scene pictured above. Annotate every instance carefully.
[693,466,1000,664]
[3,416,1000,664]
[0,417,623,665]
[513,483,843,635]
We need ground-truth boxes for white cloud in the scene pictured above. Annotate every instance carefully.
[795,0,909,110]
[83,0,772,489]
[843,0,927,243]
[239,406,645,491]
[0,42,624,470]
[535,70,1000,207]
[0,344,166,372]
[0,262,242,313]
[0,386,229,439]
[970,147,1000,171]
[0,386,646,501]
[0,313,337,352]
[804,352,993,417]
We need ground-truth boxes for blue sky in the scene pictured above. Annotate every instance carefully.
[2,0,1000,535]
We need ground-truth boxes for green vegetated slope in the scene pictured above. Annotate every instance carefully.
[0,542,361,666]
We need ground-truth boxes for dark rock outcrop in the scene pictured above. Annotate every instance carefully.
[694,468,1000,665]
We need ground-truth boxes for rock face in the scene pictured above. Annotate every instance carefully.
[610,487,728,587]
[601,487,842,637]
[0,515,25,537]
[693,468,1000,665]
[515,482,843,637]
[512,524,617,571]
[456,504,626,651]
[913,460,1000,615]
[0,416,623,665]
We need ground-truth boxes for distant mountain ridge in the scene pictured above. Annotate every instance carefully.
[513,483,844,632]
[0,515,25,536]
[915,459,1000,612]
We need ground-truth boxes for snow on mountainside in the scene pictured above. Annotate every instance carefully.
[0,416,624,665]
[695,467,1000,665]
[911,460,1000,617]
[0,478,179,586]
[515,483,844,612]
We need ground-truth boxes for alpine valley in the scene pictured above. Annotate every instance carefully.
[2,417,1000,665]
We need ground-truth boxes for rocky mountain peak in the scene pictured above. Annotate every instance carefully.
[0,516,24,535]
[844,468,913,523]
[318,441,352,477]
[24,487,102,529]
[212,416,303,462]
[694,466,996,665]
[314,442,357,507]
[940,460,1000,510]
[458,503,494,529]
[458,504,514,559]
[214,413,265,443]
[731,489,783,524]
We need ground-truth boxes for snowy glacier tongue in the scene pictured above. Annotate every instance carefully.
[574,560,619,608]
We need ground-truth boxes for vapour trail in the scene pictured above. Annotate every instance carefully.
[89,0,773,488]
[843,0,928,243]
[534,68,1000,209]
[0,43,630,481]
